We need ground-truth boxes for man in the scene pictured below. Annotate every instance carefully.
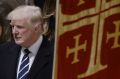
[0,5,54,79]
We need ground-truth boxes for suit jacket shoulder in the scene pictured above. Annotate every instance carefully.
[0,41,21,79]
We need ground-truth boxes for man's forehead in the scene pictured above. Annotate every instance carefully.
[10,19,33,28]
[10,18,29,24]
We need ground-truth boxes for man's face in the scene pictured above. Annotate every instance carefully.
[10,19,36,47]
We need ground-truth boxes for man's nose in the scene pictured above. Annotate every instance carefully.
[12,26,18,34]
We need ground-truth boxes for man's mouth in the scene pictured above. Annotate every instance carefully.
[14,36,21,40]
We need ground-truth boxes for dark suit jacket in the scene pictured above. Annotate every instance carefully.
[0,36,54,79]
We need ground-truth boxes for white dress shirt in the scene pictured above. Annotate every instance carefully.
[17,35,43,78]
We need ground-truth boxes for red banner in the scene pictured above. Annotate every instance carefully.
[54,0,120,79]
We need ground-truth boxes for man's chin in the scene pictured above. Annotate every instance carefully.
[15,41,23,46]
[15,41,28,47]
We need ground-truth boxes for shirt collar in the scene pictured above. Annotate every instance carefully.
[22,35,43,55]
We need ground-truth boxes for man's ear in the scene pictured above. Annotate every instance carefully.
[34,23,40,32]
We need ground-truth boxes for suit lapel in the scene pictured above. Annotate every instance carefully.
[28,36,51,79]
[6,43,21,79]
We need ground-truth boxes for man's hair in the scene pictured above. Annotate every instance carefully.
[7,5,43,25]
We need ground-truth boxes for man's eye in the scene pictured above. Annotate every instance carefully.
[16,25,25,29]
[17,26,23,28]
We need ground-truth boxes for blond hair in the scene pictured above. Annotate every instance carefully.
[7,5,43,25]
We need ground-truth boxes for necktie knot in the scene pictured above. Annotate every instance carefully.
[24,49,31,55]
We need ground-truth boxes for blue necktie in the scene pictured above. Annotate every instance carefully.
[18,49,30,79]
